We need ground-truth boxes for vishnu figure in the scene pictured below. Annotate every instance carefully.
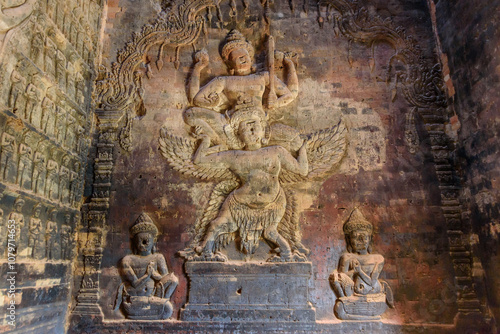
[114,213,178,320]
[185,29,302,151]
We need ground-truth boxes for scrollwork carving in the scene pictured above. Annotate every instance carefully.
[93,0,219,150]
[318,0,446,111]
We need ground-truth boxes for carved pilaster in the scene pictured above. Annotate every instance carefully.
[73,110,123,316]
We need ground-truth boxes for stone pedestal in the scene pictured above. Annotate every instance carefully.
[181,261,316,322]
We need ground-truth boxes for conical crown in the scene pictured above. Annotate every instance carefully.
[343,208,373,235]
[130,212,159,237]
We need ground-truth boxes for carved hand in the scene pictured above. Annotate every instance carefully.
[352,259,361,272]
[146,261,155,277]
[194,49,209,70]
[205,92,219,105]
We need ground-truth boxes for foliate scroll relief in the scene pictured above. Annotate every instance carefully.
[160,30,347,262]
[114,213,178,320]
[329,209,394,320]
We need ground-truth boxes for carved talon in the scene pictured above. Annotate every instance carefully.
[192,251,227,262]
[267,251,307,263]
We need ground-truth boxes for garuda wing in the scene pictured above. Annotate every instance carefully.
[279,120,347,184]
[159,127,237,182]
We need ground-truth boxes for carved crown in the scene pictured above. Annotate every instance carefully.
[221,30,255,62]
[343,208,373,235]
[130,212,159,237]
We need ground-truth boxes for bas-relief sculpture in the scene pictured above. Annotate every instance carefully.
[329,209,394,320]
[114,213,178,320]
[9,197,25,252]
[57,1,484,328]
[28,203,43,259]
[161,30,347,263]
[0,0,37,59]
[45,208,58,260]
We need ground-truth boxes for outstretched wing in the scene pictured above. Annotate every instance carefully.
[277,188,310,255]
[159,127,237,182]
[279,120,347,183]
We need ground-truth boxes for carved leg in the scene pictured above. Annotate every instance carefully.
[32,170,38,191]
[0,156,6,180]
[183,107,226,144]
[162,274,178,300]
[196,215,231,254]
[9,91,17,110]
[263,226,292,261]
[16,161,25,186]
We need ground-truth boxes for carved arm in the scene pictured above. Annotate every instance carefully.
[121,259,153,289]
[151,254,169,281]
[188,50,209,103]
[271,57,299,109]
[193,77,224,109]
[193,135,231,168]
[278,141,308,176]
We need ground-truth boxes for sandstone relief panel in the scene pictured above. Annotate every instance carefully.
[68,0,490,331]
[0,0,104,332]
[329,208,394,320]
[114,213,178,320]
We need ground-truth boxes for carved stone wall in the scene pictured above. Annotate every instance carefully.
[0,0,495,332]
[70,0,492,332]
[431,0,500,324]
[0,0,104,332]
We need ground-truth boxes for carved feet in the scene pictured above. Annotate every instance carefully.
[267,251,308,263]
[192,251,228,262]
[178,247,229,262]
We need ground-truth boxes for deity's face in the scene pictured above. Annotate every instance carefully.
[350,230,371,254]
[238,117,265,150]
[34,208,41,218]
[15,203,23,212]
[134,232,155,255]
[228,48,252,75]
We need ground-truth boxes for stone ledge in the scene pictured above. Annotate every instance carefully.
[182,261,315,322]
[69,317,459,334]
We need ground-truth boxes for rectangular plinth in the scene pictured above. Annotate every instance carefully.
[181,261,315,322]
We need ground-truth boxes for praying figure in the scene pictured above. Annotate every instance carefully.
[28,203,44,259]
[329,208,394,320]
[114,213,178,320]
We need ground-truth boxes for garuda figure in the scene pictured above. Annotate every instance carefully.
[160,30,347,262]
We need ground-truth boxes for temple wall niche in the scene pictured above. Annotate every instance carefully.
[0,0,104,332]
[76,0,475,327]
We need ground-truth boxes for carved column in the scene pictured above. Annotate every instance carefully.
[73,110,124,316]
[422,110,482,320]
